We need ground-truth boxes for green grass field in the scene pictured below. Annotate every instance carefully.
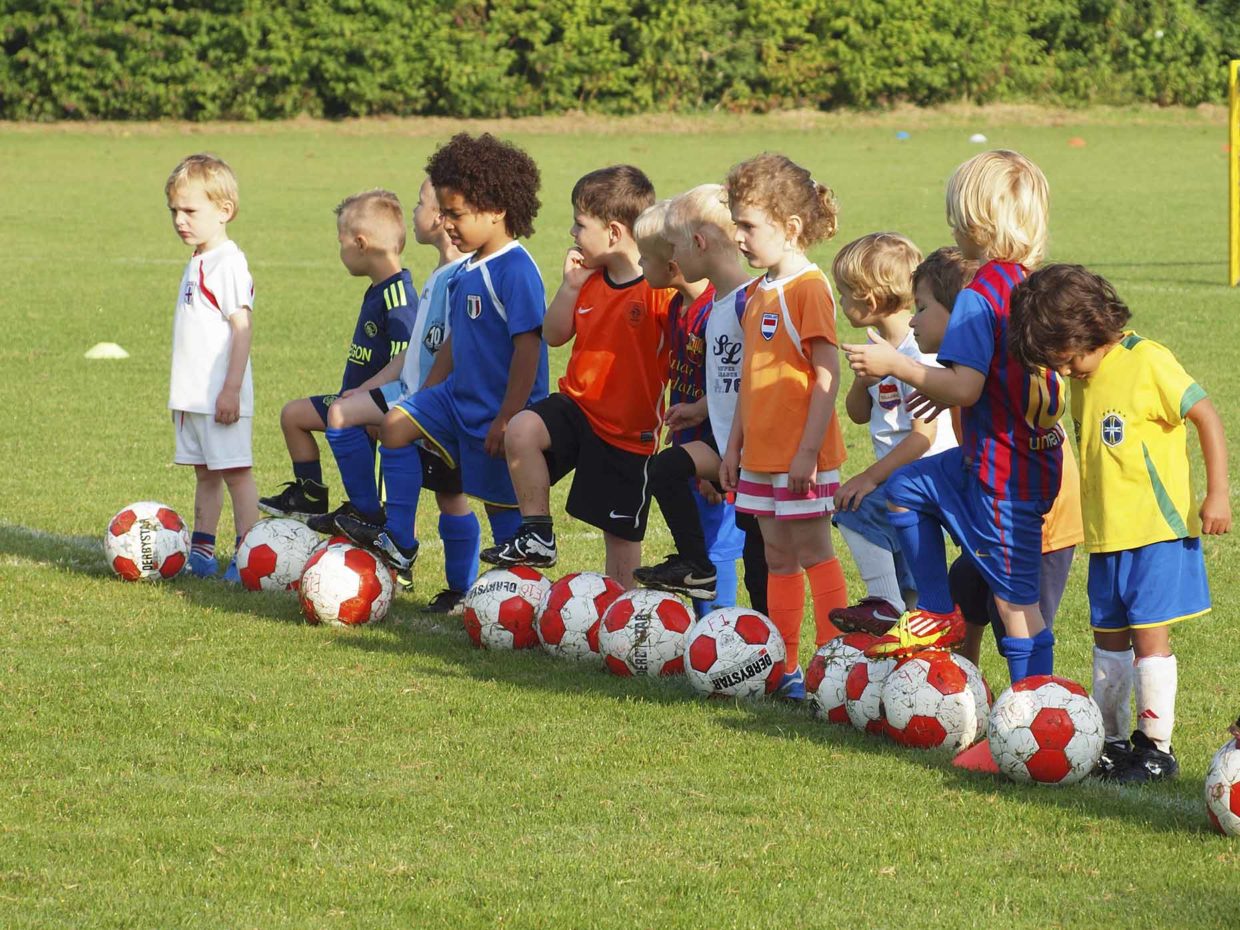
[1,108,1238,929]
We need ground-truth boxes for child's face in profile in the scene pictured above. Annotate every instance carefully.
[411,178,443,247]
[437,187,500,255]
[336,220,367,276]
[670,233,708,285]
[569,212,610,268]
[637,243,676,289]
[911,278,952,353]
[730,203,785,271]
[836,281,881,329]
[1049,345,1109,381]
[168,182,232,254]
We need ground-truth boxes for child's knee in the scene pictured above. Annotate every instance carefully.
[326,401,349,430]
[219,466,253,487]
[505,410,546,452]
[379,409,412,447]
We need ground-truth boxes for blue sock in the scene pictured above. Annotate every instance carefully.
[292,459,323,486]
[191,532,216,559]
[888,508,953,613]
[326,426,380,518]
[1029,628,1055,676]
[440,512,481,593]
[487,508,522,546]
[1001,635,1035,684]
[693,556,740,617]
[379,443,423,550]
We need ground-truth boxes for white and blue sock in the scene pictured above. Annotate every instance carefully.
[693,557,738,617]
[191,532,216,561]
[326,426,381,519]
[440,512,481,593]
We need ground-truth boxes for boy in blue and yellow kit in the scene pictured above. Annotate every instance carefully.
[1009,263,1230,782]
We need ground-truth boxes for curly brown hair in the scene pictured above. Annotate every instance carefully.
[913,246,980,313]
[425,133,541,238]
[725,152,838,249]
[1008,264,1131,372]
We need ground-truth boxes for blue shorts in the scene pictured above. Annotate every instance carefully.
[886,447,1050,605]
[693,487,745,562]
[392,381,517,508]
[832,486,916,593]
[1088,537,1211,631]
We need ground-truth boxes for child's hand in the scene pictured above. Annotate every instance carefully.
[483,416,508,458]
[562,247,592,290]
[665,402,706,432]
[788,449,818,497]
[906,390,951,420]
[214,387,241,424]
[1200,490,1232,535]
[834,473,878,511]
[719,448,741,494]
[697,479,723,506]
[841,329,902,380]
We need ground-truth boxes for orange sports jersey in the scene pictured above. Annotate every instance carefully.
[1041,437,1084,553]
[739,265,846,473]
[558,271,673,454]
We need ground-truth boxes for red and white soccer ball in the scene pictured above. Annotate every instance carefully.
[462,566,551,650]
[807,633,878,723]
[104,501,190,581]
[298,542,394,627]
[988,674,1105,785]
[535,571,625,662]
[683,607,786,699]
[1204,733,1240,836]
[844,655,897,736]
[882,650,990,753]
[598,589,693,678]
[236,518,321,591]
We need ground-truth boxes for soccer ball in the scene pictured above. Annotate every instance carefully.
[535,571,625,662]
[462,566,551,650]
[104,501,190,581]
[844,655,897,736]
[598,589,693,678]
[806,633,878,723]
[955,652,993,739]
[1204,733,1240,836]
[882,650,988,753]
[683,607,786,699]
[988,675,1105,785]
[298,542,394,626]
[235,518,321,591]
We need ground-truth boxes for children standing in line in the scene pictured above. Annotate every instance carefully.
[165,153,259,582]
[719,154,850,700]
[1008,263,1230,782]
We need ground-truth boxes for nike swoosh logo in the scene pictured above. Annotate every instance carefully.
[577,306,595,315]
[684,574,715,585]
[609,510,634,520]
[973,549,989,559]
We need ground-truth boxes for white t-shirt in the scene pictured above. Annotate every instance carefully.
[704,280,752,450]
[169,240,254,416]
[868,329,956,460]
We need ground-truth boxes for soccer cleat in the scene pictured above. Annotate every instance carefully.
[427,589,466,614]
[776,665,806,702]
[336,511,419,572]
[1114,731,1179,784]
[258,480,328,521]
[633,554,717,600]
[222,557,241,584]
[307,501,378,536]
[187,551,219,578]
[395,566,414,591]
[1092,738,1134,780]
[829,596,902,636]
[864,606,965,659]
[480,526,558,568]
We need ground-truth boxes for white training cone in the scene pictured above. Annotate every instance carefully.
[85,342,130,359]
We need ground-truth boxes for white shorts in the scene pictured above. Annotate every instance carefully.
[173,410,253,470]
[735,467,840,520]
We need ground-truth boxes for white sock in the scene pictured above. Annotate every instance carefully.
[1092,646,1134,743]
[1134,654,1177,752]
[838,525,903,614]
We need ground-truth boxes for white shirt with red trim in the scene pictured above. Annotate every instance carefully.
[169,240,255,416]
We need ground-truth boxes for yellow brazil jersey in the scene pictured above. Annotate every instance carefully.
[1072,332,1207,553]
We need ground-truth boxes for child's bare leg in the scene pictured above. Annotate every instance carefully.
[325,392,385,431]
[992,597,1045,638]
[436,491,472,517]
[604,534,641,590]
[221,466,259,539]
[784,515,846,646]
[193,465,225,536]
[959,624,984,667]
[503,410,552,517]
[280,397,326,462]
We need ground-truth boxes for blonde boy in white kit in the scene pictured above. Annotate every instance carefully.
[165,153,258,581]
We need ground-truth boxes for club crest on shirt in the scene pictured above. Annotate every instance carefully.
[1101,411,1125,447]
[627,302,643,325]
[364,321,379,338]
[760,312,779,340]
[467,295,483,319]
[183,281,195,304]
[687,333,705,363]
[877,380,900,410]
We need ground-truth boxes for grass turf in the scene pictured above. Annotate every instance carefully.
[1,109,1238,928]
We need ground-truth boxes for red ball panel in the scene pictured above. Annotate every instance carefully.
[113,556,140,581]
[826,705,850,724]
[539,610,567,645]
[844,662,869,702]
[1229,780,1240,817]
[462,608,483,647]
[110,510,137,536]
[160,552,186,578]
[734,612,771,645]
[1031,707,1074,750]
[806,654,826,693]
[926,658,968,696]
[585,621,600,654]
[509,565,545,583]
[659,656,684,676]
[605,655,632,677]
[299,591,320,625]
[840,632,879,652]
[1208,808,1225,835]
[1013,674,1088,697]
[543,586,573,615]
[240,544,279,591]
[592,579,624,615]
[156,507,184,532]
[1025,748,1071,783]
[688,635,718,673]
[603,600,635,632]
[497,598,538,649]
[656,599,692,634]
[764,657,783,694]
[893,715,948,749]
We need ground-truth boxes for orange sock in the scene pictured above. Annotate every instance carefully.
[807,557,848,647]
[767,570,806,673]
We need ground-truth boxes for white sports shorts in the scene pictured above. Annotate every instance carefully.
[173,410,253,470]
[735,467,840,520]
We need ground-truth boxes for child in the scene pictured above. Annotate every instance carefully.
[258,191,416,524]
[632,185,767,613]
[829,234,956,633]
[843,150,1065,686]
[338,133,549,572]
[319,177,478,612]
[165,153,259,581]
[483,165,672,589]
[718,154,850,700]
[1008,263,1230,782]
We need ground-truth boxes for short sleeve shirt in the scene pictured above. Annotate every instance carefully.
[341,269,417,392]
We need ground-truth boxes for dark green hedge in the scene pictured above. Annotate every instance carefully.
[1,0,1237,120]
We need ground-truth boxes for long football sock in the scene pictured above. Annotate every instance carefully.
[292,459,323,487]
[740,518,768,613]
[837,524,903,615]
[1000,635,1034,684]
[1028,627,1055,676]
[440,512,481,593]
[767,570,805,673]
[378,443,423,550]
[649,446,709,563]
[327,426,381,518]
[191,532,216,560]
[487,508,523,546]
[1134,654,1177,752]
[692,557,739,618]
[1092,646,1135,743]
[806,557,848,647]
[888,508,953,614]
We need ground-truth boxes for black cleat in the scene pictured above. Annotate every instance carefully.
[1114,731,1179,783]
[426,588,466,614]
[1092,738,1134,780]
[336,511,419,572]
[633,554,717,600]
[307,501,378,536]
[258,480,328,520]
[480,526,557,568]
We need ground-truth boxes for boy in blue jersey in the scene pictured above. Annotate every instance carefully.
[843,150,1066,685]
[1009,264,1230,782]
[338,134,549,572]
[259,190,416,522]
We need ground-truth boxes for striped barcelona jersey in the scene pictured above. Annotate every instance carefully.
[668,285,716,446]
[341,269,417,392]
[936,260,1065,501]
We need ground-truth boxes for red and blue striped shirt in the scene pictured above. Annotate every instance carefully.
[668,285,716,446]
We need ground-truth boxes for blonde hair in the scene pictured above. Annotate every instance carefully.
[831,233,922,315]
[666,184,735,251]
[632,200,674,264]
[725,153,838,249]
[946,150,1049,268]
[334,189,406,254]
[165,153,239,219]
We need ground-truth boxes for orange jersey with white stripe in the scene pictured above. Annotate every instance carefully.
[738,265,846,473]
[558,271,673,454]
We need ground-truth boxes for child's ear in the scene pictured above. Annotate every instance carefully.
[608,220,626,245]
[354,233,369,252]
[784,214,804,247]
[219,200,236,222]
[693,231,708,252]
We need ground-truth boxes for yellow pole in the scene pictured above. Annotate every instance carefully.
[1231,60,1239,286]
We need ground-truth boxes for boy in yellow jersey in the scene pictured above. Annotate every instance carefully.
[1009,264,1231,783]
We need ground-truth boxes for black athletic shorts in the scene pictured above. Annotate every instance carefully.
[419,446,463,496]
[308,389,391,423]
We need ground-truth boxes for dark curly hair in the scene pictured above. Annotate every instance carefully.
[913,246,980,314]
[1008,264,1131,372]
[425,133,541,238]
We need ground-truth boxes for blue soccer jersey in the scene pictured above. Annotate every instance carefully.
[445,242,549,438]
[668,285,715,446]
[341,269,417,392]
[936,260,1065,501]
